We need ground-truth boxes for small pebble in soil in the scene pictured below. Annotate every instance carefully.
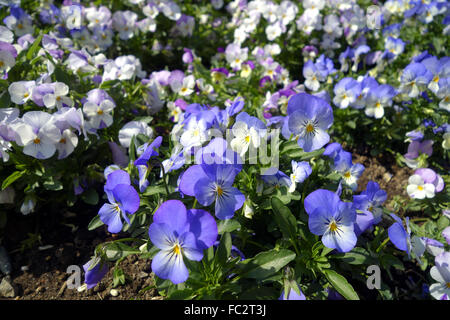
[0,276,17,298]
[77,284,87,292]
[38,245,54,251]
[383,172,393,182]
[110,289,119,297]
[20,266,29,272]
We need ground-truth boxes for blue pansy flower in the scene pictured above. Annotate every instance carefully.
[304,189,357,253]
[286,93,333,152]
[333,77,360,109]
[148,200,218,284]
[388,213,411,256]
[353,181,387,225]
[98,170,140,233]
[333,150,365,191]
[83,257,108,289]
[399,62,432,98]
[179,161,245,220]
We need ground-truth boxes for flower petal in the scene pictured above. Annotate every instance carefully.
[151,249,188,284]
[98,203,123,234]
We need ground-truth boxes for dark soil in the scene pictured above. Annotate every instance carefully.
[1,203,161,300]
[353,153,412,209]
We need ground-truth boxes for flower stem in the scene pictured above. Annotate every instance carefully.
[376,237,390,253]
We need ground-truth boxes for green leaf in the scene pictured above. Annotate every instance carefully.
[2,171,26,190]
[332,247,374,265]
[81,188,99,205]
[87,215,104,231]
[142,185,167,196]
[0,91,11,109]
[323,269,359,300]
[283,146,324,160]
[380,254,404,271]
[43,178,63,191]
[299,148,324,161]
[237,249,296,280]
[214,232,232,267]
[437,216,450,230]
[280,140,300,154]
[271,197,297,240]
[129,135,136,163]
[54,65,74,86]
[26,34,43,60]
[204,246,215,265]
[273,186,293,204]
[217,219,241,234]
[346,120,356,129]
[113,267,126,287]
[167,288,196,300]
[104,242,140,261]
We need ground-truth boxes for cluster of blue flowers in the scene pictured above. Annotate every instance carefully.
[0,0,448,300]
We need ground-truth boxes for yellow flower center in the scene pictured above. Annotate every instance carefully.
[306,123,314,133]
[0,61,4,67]
[433,75,439,83]
[344,171,351,179]
[173,244,181,255]
[181,87,188,93]
[18,23,23,29]
[446,282,450,289]
[329,221,338,232]
[217,186,223,197]
[60,138,66,144]
[375,102,382,108]
[245,135,250,143]
[23,92,29,98]
[56,96,62,101]
[417,185,424,191]
[33,138,41,144]
[97,109,104,115]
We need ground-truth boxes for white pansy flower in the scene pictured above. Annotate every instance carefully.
[230,121,261,157]
[180,117,209,149]
[43,82,73,110]
[8,81,35,105]
[406,174,435,199]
